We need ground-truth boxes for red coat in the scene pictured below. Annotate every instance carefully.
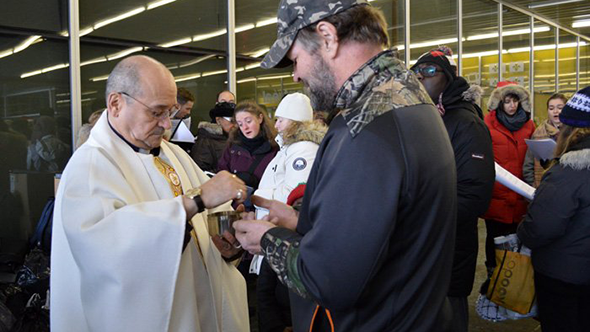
[483,110,535,224]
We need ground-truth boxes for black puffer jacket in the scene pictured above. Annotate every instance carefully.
[190,122,227,173]
[518,136,590,286]
[441,78,495,297]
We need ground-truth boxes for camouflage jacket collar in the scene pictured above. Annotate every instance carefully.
[332,49,433,137]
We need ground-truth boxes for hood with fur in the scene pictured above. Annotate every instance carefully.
[487,84,531,113]
[462,84,483,103]
[561,149,590,171]
[197,121,224,136]
[283,121,327,146]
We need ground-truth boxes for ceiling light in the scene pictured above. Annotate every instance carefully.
[20,70,43,79]
[94,7,145,30]
[248,48,270,58]
[147,0,176,10]
[0,50,13,59]
[178,54,216,68]
[467,26,549,41]
[528,0,583,9]
[90,75,110,82]
[201,69,228,77]
[255,18,277,27]
[237,78,257,84]
[572,20,590,28]
[235,24,255,33]
[245,63,261,70]
[80,57,108,66]
[106,47,144,61]
[79,27,94,37]
[159,37,192,48]
[193,29,227,42]
[13,36,41,53]
[175,74,201,82]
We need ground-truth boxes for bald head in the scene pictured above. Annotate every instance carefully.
[105,56,178,150]
[105,56,175,100]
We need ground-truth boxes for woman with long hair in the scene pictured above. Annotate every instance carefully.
[523,93,567,187]
[253,93,326,332]
[217,101,278,205]
[255,93,326,213]
[518,86,590,332]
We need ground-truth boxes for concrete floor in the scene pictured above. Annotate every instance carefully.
[249,220,542,332]
[467,220,541,332]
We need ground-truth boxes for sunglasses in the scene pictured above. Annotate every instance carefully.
[411,65,442,77]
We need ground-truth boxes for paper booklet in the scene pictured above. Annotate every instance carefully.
[525,138,556,161]
[494,162,535,201]
[170,121,195,143]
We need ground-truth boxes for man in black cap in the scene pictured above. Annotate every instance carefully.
[191,91,236,172]
[412,46,495,332]
[234,1,457,331]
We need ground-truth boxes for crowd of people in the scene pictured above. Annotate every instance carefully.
[1,0,588,332]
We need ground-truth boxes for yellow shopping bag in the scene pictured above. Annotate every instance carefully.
[487,249,536,315]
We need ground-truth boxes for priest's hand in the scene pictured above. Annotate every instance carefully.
[234,220,276,255]
[250,195,299,231]
[200,171,247,208]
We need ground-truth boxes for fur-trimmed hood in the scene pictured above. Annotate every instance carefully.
[197,121,224,136]
[561,148,590,170]
[281,121,327,146]
[462,84,483,103]
[487,83,531,113]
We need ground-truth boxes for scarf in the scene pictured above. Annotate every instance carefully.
[496,105,530,132]
[238,130,266,154]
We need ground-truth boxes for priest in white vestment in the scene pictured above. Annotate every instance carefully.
[50,55,249,332]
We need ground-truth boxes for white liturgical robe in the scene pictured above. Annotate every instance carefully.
[50,112,248,332]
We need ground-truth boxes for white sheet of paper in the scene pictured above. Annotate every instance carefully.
[494,162,535,201]
[525,138,557,161]
[171,121,195,143]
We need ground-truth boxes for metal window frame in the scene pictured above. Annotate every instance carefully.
[227,0,237,97]
[69,0,82,150]
[498,3,503,83]
[405,0,411,64]
[458,0,463,75]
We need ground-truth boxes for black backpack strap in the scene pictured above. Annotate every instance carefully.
[246,153,266,175]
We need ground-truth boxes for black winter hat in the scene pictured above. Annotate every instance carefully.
[412,46,457,82]
[209,102,235,122]
[559,86,590,128]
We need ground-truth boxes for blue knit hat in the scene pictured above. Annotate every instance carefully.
[559,86,590,128]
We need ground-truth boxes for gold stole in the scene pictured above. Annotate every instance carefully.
[153,156,205,262]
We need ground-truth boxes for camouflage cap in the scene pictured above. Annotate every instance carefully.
[261,0,369,69]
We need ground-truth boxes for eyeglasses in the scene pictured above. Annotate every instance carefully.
[216,101,236,108]
[119,92,179,120]
[411,65,442,78]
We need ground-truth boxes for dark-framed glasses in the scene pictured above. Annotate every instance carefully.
[411,65,442,78]
[119,91,179,120]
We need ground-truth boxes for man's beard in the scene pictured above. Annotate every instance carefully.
[303,56,338,112]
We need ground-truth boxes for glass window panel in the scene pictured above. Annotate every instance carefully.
[502,9,530,90]
[409,0,458,64]
[533,24,556,118]
[557,30,578,95]
[372,0,405,63]
[581,43,590,89]
[1,3,71,241]
[463,0,499,110]
[0,0,68,32]
[80,0,229,133]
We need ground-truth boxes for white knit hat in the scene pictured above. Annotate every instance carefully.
[274,93,313,122]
